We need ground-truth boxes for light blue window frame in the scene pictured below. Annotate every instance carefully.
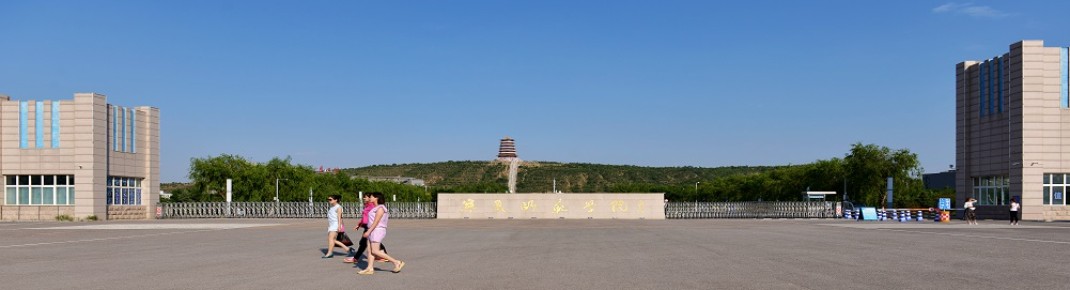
[1061,47,1068,108]
[979,62,986,117]
[35,102,44,148]
[112,106,119,151]
[51,101,60,148]
[131,108,136,153]
[996,56,1003,113]
[987,59,994,115]
[121,107,127,152]
[19,101,28,148]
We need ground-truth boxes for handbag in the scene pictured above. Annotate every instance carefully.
[337,232,354,247]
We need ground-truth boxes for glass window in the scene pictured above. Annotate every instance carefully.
[57,187,67,204]
[1056,174,1065,184]
[973,175,1010,205]
[4,175,75,205]
[42,188,53,204]
[1044,187,1052,205]
[106,176,144,205]
[69,176,74,185]
[1055,186,1066,206]
[18,188,29,205]
[1045,174,1052,184]
[56,175,66,185]
[30,188,41,205]
[5,175,14,186]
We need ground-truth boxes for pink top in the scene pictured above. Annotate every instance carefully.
[360,202,375,226]
[367,204,389,230]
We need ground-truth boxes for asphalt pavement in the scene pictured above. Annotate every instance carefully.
[1,218,1068,290]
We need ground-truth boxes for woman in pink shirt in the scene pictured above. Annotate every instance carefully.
[343,193,388,263]
[358,192,404,275]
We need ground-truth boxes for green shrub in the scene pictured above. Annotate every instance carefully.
[85,215,98,221]
[55,214,74,222]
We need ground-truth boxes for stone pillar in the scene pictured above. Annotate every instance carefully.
[72,93,108,220]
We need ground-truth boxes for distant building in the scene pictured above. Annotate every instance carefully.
[361,176,425,187]
[923,170,955,190]
[1,93,160,221]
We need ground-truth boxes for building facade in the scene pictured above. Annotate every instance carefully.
[957,40,1070,221]
[0,93,159,221]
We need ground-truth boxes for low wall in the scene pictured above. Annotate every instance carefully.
[438,193,665,219]
[107,205,148,220]
[0,206,75,221]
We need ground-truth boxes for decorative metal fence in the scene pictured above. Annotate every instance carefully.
[160,201,839,219]
[664,201,839,219]
[159,202,437,219]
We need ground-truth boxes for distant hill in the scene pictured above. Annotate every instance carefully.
[341,161,776,193]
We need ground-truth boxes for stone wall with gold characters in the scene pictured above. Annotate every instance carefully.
[437,193,665,219]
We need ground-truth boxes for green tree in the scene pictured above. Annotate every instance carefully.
[844,143,924,207]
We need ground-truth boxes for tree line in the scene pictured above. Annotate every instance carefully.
[168,143,952,207]
[164,155,432,203]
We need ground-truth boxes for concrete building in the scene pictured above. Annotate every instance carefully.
[0,93,159,221]
[956,40,1070,221]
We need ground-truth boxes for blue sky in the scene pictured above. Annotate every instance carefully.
[2,1,1068,182]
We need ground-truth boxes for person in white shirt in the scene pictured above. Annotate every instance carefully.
[1009,198,1020,225]
[323,195,354,258]
[964,198,978,225]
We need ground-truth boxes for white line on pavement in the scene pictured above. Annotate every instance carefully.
[874,228,1070,245]
[0,229,222,249]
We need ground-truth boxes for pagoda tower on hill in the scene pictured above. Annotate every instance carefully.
[496,136,520,193]
[497,136,518,161]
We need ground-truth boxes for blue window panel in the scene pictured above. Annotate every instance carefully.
[19,101,28,148]
[52,101,60,148]
[987,59,994,115]
[1062,47,1068,108]
[57,187,67,205]
[68,187,75,205]
[35,102,44,148]
[979,62,985,117]
[18,188,29,205]
[996,57,1003,113]
[113,106,119,151]
[43,188,53,205]
[121,108,127,152]
[31,188,41,205]
[106,188,112,204]
[136,189,141,205]
[131,108,136,153]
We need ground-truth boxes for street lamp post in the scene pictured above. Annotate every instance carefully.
[695,182,700,195]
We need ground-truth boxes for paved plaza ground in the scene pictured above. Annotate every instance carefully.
[1,218,1068,290]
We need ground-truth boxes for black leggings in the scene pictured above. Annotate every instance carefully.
[1009,211,1019,223]
[355,226,387,258]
